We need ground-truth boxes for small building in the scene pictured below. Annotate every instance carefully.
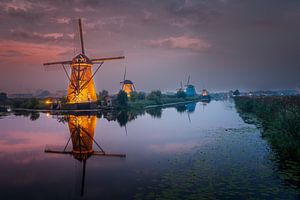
[104,96,113,107]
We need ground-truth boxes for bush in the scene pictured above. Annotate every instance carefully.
[176,90,187,98]
[98,90,109,101]
[146,90,162,104]
[117,90,128,107]
[0,92,7,102]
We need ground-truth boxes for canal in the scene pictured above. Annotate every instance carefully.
[0,100,299,199]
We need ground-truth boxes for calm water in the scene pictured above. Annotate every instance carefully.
[0,101,299,199]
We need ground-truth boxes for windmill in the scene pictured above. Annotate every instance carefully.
[45,115,125,196]
[120,67,135,97]
[177,81,184,92]
[185,75,196,97]
[43,19,125,105]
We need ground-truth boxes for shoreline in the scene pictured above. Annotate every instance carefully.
[10,99,203,113]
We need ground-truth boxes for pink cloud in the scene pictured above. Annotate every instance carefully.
[0,0,55,12]
[34,32,64,39]
[0,40,71,64]
[0,0,33,12]
[55,17,71,24]
[147,36,211,51]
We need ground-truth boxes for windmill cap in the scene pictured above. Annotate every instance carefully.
[72,53,92,64]
[123,80,133,84]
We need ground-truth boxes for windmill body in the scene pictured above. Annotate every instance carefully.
[185,75,197,97]
[43,19,125,105]
[122,80,134,96]
[186,85,196,97]
[120,67,135,97]
[67,54,97,103]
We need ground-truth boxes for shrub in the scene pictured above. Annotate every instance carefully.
[117,90,128,107]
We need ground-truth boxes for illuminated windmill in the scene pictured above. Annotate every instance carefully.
[177,81,184,92]
[43,19,125,104]
[185,75,197,97]
[45,114,125,196]
[120,67,135,97]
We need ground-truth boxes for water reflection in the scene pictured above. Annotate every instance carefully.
[13,110,40,121]
[45,115,126,197]
[186,102,196,113]
[11,101,203,126]
[1,100,300,199]
[145,107,162,118]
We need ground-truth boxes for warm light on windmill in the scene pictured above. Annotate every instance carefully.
[120,67,135,97]
[43,18,125,104]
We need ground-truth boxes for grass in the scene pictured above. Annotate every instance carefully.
[234,96,300,159]
[235,96,300,189]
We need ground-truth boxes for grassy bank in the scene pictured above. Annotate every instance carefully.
[234,96,300,159]
[128,96,200,110]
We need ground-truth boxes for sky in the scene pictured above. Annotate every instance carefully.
[0,0,299,94]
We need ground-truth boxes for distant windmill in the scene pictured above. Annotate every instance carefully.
[185,75,197,97]
[120,67,135,97]
[43,19,125,104]
[177,81,184,92]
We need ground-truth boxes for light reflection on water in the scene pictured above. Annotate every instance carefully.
[0,101,299,199]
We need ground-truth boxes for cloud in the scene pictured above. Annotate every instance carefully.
[84,16,127,30]
[0,0,33,12]
[55,17,71,24]
[10,29,72,43]
[147,36,211,51]
[74,6,95,13]
[0,0,55,13]
[0,40,71,64]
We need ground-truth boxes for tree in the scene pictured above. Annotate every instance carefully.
[130,91,138,102]
[29,98,39,109]
[0,92,7,102]
[117,90,128,107]
[233,89,240,96]
[98,90,109,101]
[147,90,162,104]
[137,92,146,100]
[176,90,187,98]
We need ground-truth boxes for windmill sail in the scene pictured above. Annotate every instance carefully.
[187,75,190,85]
[43,18,125,104]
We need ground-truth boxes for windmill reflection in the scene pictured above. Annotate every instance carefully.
[45,114,126,197]
[174,102,197,123]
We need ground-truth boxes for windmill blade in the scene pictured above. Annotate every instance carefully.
[78,18,85,54]
[72,18,83,56]
[123,66,127,82]
[43,62,72,72]
[43,60,72,66]
[187,75,190,85]
[133,83,136,91]
[91,56,125,63]
[187,112,191,123]
[125,125,128,136]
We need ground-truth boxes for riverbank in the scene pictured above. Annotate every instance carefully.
[2,95,203,113]
[128,96,201,110]
[234,96,300,160]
